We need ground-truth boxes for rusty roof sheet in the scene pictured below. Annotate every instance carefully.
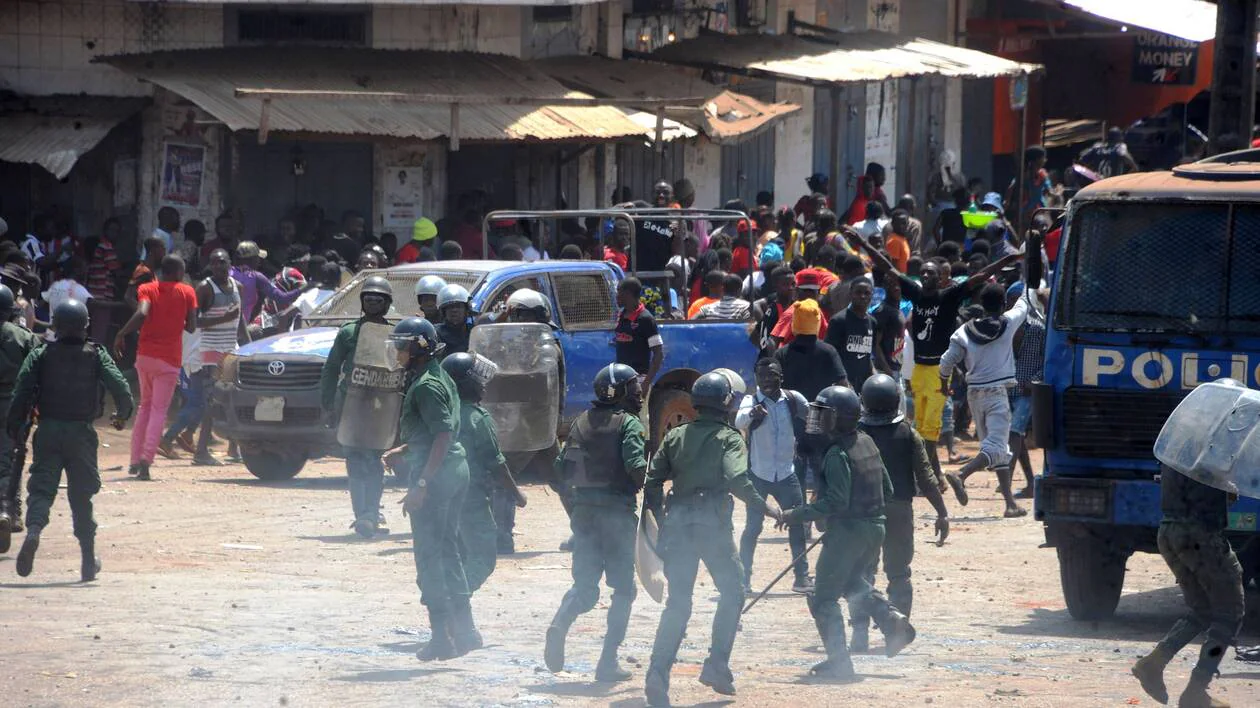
[0,96,147,179]
[535,55,800,143]
[644,31,1040,85]
[101,48,647,142]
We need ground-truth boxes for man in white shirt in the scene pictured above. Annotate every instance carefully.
[733,358,812,594]
[938,282,1030,518]
[145,207,180,260]
[855,201,891,242]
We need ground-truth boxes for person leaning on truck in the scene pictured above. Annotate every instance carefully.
[614,277,663,390]
[319,276,395,538]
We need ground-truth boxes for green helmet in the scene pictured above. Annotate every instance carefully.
[594,363,639,404]
[691,371,735,413]
[807,385,861,436]
[53,298,90,338]
[0,284,14,315]
[441,351,499,399]
[860,373,904,426]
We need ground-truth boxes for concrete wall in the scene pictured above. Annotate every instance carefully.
[683,139,721,212]
[138,88,222,254]
[774,83,814,207]
[373,141,447,238]
[372,5,523,55]
[0,0,223,97]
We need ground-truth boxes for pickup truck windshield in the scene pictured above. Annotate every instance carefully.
[306,270,485,321]
[1058,202,1260,335]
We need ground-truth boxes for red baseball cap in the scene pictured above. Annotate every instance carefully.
[795,269,822,290]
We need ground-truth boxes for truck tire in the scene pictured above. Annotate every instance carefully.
[242,449,308,481]
[650,387,696,450]
[1057,540,1127,620]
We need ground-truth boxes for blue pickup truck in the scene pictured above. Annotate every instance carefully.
[213,258,758,480]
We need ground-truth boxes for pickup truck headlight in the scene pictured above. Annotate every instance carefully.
[219,353,240,384]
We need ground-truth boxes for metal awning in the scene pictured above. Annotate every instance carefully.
[1057,0,1216,43]
[535,55,800,143]
[100,48,651,144]
[0,96,147,179]
[640,30,1040,86]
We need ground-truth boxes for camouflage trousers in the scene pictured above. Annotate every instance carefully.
[1154,521,1244,675]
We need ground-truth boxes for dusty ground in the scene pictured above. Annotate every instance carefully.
[1,429,1256,708]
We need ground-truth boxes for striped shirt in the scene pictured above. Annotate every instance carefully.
[86,239,121,299]
[200,277,241,363]
[696,296,751,320]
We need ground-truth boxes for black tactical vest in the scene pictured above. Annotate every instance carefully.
[860,420,916,501]
[1161,465,1228,531]
[842,431,888,518]
[566,407,635,496]
[38,341,101,421]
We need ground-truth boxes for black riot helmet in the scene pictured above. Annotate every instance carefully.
[0,284,14,316]
[389,316,444,359]
[593,363,640,406]
[860,374,904,426]
[691,371,736,414]
[441,351,500,401]
[53,298,90,340]
[807,385,862,436]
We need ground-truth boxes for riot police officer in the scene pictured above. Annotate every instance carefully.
[436,284,474,357]
[0,284,36,552]
[320,276,399,539]
[1132,465,1244,707]
[779,385,916,681]
[851,374,950,652]
[441,352,526,596]
[490,288,563,554]
[545,363,648,682]
[643,372,782,705]
[387,317,477,661]
[11,300,132,581]
[415,274,447,321]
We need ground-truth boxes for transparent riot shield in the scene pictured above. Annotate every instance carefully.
[1154,380,1260,498]
[469,322,560,453]
[337,322,405,450]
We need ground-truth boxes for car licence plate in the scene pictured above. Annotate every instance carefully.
[255,396,285,422]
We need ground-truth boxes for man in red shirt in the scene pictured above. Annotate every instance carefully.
[114,255,198,480]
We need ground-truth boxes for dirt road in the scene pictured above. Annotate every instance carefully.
[1,429,1254,707]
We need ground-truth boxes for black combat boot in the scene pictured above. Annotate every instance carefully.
[698,653,736,696]
[1178,668,1230,708]
[595,594,633,681]
[80,536,101,582]
[1131,646,1173,705]
[812,605,860,681]
[544,612,575,673]
[16,524,41,577]
[449,597,483,656]
[416,608,457,662]
[849,620,870,653]
[0,498,12,554]
[10,495,21,533]
[644,663,672,707]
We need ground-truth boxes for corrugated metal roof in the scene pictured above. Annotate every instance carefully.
[644,31,1040,85]
[101,48,647,142]
[535,55,800,144]
[1061,0,1216,43]
[0,96,147,179]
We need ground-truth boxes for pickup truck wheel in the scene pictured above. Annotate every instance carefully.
[650,388,696,449]
[1057,539,1127,620]
[242,449,308,481]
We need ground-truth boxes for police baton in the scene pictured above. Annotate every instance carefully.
[741,535,823,615]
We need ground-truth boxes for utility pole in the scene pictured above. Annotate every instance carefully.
[1207,0,1259,153]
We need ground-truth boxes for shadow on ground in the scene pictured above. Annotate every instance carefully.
[333,667,457,682]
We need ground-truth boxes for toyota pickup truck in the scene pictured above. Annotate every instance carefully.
[214,258,758,480]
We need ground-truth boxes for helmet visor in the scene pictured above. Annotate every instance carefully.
[467,353,500,387]
[805,402,836,436]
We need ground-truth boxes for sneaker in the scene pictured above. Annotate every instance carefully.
[353,518,377,539]
[136,464,152,481]
[127,464,140,477]
[156,441,180,460]
[192,453,223,467]
[792,576,815,594]
[1014,487,1034,499]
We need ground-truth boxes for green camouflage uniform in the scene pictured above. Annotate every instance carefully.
[456,402,505,592]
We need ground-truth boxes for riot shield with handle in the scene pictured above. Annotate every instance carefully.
[1154,379,1260,498]
[469,322,560,453]
[336,322,405,450]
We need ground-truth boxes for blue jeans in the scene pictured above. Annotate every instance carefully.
[739,474,809,586]
[163,368,209,442]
